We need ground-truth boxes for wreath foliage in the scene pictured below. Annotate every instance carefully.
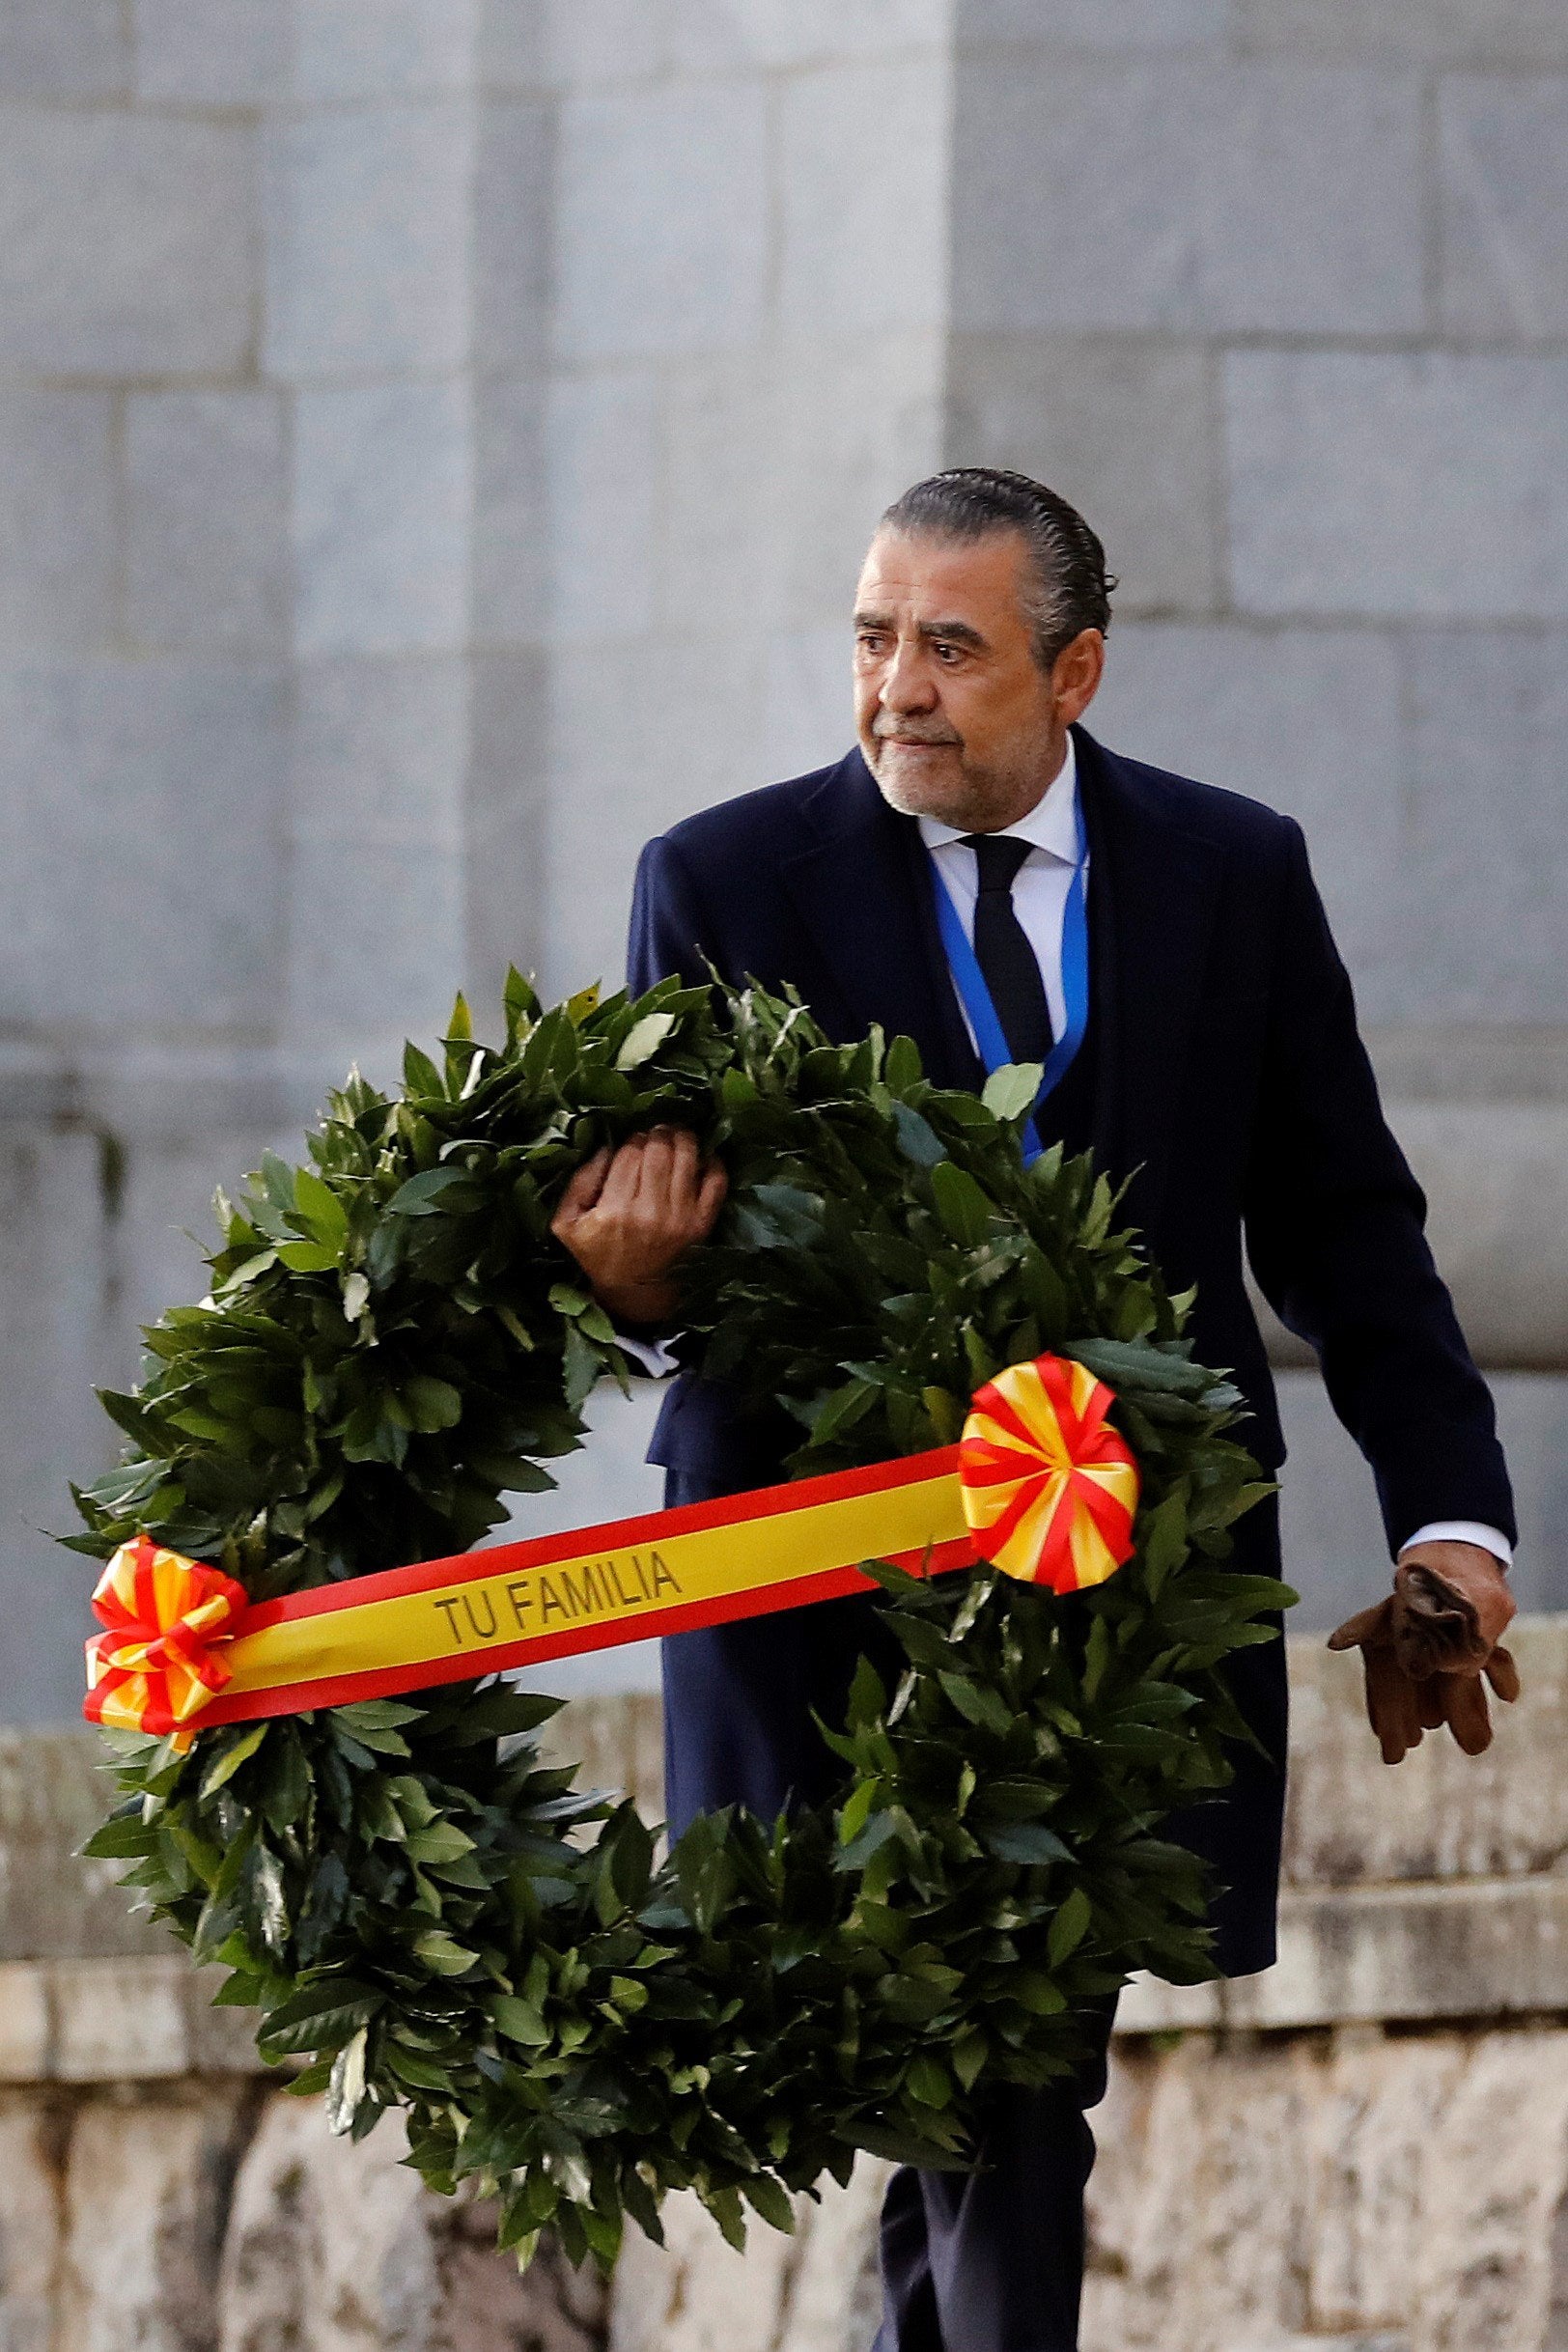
[70,973,1286,2270]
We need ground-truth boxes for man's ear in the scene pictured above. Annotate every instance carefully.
[1051,630,1106,728]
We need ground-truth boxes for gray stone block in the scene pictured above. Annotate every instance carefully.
[1091,623,1405,1010]
[473,100,550,369]
[0,662,286,1035]
[294,655,469,843]
[958,0,1224,43]
[1400,630,1568,1022]
[0,1131,109,1726]
[542,630,763,994]
[541,0,667,81]
[126,393,287,656]
[760,624,855,783]
[132,0,288,100]
[952,58,1423,335]
[0,393,115,656]
[263,106,472,382]
[467,655,548,1006]
[654,358,782,636]
[1277,1370,1568,1625]
[545,373,658,644]
[469,648,546,832]
[668,0,946,70]
[0,1733,166,1954]
[1397,1105,1568,1368]
[777,59,949,338]
[1440,76,1568,340]
[946,337,1220,617]
[0,0,126,96]
[1225,352,1568,621]
[1235,0,1568,68]
[466,803,544,1032]
[0,113,253,376]
[1365,1022,1568,1108]
[288,835,464,1049]
[294,382,471,656]
[657,334,945,638]
[294,0,477,97]
[473,376,546,642]
[1255,1098,1568,1371]
[553,84,769,360]
[1283,1613,1568,1886]
[479,0,547,89]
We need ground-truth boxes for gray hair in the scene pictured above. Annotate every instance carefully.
[878,467,1116,671]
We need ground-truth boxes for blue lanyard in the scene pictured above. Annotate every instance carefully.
[929,804,1090,1166]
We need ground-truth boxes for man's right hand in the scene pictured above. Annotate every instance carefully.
[548,1128,727,1330]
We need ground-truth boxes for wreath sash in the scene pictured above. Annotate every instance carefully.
[85,1352,1138,1741]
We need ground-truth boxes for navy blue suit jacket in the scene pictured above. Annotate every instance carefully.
[627,726,1514,1971]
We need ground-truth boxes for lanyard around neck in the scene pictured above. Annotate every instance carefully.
[928,802,1090,1167]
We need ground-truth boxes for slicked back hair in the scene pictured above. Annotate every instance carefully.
[877,467,1116,672]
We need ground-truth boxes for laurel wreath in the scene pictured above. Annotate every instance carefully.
[70,973,1286,2270]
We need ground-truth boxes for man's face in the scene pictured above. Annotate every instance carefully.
[853,526,1096,832]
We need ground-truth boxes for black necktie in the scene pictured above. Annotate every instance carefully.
[961,833,1054,1066]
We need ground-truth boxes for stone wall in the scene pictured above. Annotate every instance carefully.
[2,2,1565,1695]
[6,1628,1568,2351]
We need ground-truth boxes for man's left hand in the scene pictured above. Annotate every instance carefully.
[1328,1540,1521,1765]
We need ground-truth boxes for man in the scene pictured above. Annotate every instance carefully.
[551,468,1518,2351]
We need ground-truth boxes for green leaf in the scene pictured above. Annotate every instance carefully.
[294,1168,349,1246]
[929,1162,993,1248]
[325,2026,368,2135]
[80,1809,157,1861]
[404,1820,475,1865]
[982,1820,1070,1866]
[491,1995,549,2047]
[1047,1887,1092,1967]
[258,1980,384,2057]
[981,1063,1045,1124]
[402,1375,463,1433]
[906,2053,952,2108]
[615,1011,678,1071]
[837,1778,878,1847]
[277,1242,339,1274]
[413,1929,480,1977]
[743,2174,797,2234]
[199,1722,269,1799]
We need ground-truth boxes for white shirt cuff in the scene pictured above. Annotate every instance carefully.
[1398,1520,1513,1570]
[614,1330,680,1379]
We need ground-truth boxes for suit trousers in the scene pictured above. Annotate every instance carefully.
[659,1470,1126,2351]
[871,2004,1118,2352]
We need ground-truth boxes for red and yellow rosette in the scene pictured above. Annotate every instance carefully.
[82,1352,1141,1739]
[958,1354,1139,1593]
[84,1534,249,1741]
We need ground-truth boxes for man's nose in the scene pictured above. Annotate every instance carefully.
[881,638,938,713]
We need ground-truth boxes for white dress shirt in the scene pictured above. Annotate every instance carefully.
[918,732,1085,1053]
[629,735,1510,1569]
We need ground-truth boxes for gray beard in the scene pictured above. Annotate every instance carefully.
[872,757,1022,832]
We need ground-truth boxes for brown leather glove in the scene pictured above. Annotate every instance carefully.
[1328,1544,1521,1765]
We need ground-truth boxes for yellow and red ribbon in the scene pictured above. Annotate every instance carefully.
[958,1355,1139,1592]
[83,1353,1141,1740]
[84,1536,250,1738]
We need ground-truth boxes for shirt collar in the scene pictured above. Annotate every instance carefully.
[915,733,1079,864]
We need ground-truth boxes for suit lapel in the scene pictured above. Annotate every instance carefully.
[780,749,980,1088]
[1077,726,1224,1233]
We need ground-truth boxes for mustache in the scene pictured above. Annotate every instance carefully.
[873,720,963,746]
